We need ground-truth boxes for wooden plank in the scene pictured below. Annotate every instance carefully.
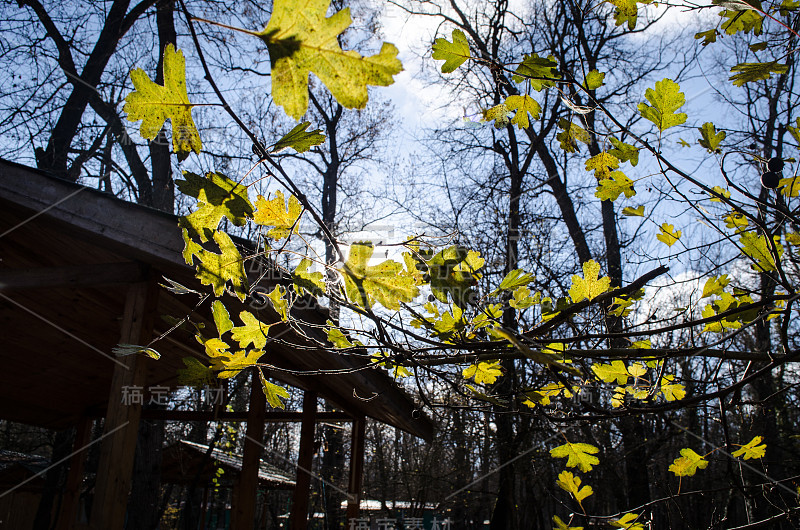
[231,370,267,529]
[55,416,92,530]
[0,262,144,291]
[0,160,186,269]
[346,416,366,521]
[88,281,158,530]
[137,409,353,422]
[290,391,317,528]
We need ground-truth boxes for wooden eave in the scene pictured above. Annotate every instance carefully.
[0,159,433,440]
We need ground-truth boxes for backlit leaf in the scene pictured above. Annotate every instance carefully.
[596,171,635,201]
[732,436,766,459]
[779,176,800,197]
[267,285,289,321]
[259,370,290,408]
[638,79,687,132]
[550,442,600,472]
[511,53,560,90]
[657,223,682,247]
[432,29,470,73]
[182,229,248,300]
[177,357,216,387]
[557,470,593,506]
[482,103,512,128]
[710,185,731,202]
[585,152,620,179]
[720,8,763,36]
[610,0,639,29]
[608,137,640,166]
[553,515,584,530]
[695,28,719,45]
[124,44,201,160]
[272,121,325,153]
[557,119,591,152]
[505,95,541,129]
[739,231,782,271]
[212,348,264,379]
[622,205,645,216]
[231,311,270,349]
[584,70,605,90]
[669,448,709,476]
[730,61,789,87]
[698,122,726,152]
[592,360,630,385]
[462,360,503,385]
[293,258,326,296]
[610,513,644,530]
[569,260,611,303]
[497,269,536,292]
[340,242,419,310]
[177,171,253,243]
[702,275,730,298]
[660,375,686,401]
[211,300,233,336]
[258,0,402,119]
[253,190,303,239]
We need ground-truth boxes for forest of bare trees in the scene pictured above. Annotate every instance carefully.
[2,0,800,528]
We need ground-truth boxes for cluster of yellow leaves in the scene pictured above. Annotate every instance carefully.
[592,360,686,406]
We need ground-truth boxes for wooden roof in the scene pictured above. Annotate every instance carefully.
[161,440,295,489]
[0,159,433,440]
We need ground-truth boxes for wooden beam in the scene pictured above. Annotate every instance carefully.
[89,281,157,530]
[0,262,144,291]
[137,409,353,422]
[232,370,267,529]
[346,416,366,521]
[55,417,92,530]
[290,391,317,528]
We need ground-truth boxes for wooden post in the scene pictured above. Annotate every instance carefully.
[231,370,266,529]
[55,417,92,530]
[289,391,317,528]
[346,416,366,521]
[89,280,156,529]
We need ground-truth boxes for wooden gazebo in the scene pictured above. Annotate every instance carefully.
[0,159,433,529]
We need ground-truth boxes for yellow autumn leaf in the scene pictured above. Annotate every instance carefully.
[124,44,201,160]
[657,223,681,247]
[257,0,403,119]
[732,436,766,460]
[701,275,730,298]
[660,375,686,401]
[669,448,709,476]
[622,205,645,216]
[569,260,611,303]
[610,512,645,530]
[591,360,630,385]
[253,190,303,239]
[463,360,503,385]
[553,515,584,530]
[550,442,600,472]
[556,470,593,506]
[259,370,290,408]
[505,94,541,129]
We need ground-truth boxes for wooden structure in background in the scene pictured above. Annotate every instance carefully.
[0,159,433,529]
